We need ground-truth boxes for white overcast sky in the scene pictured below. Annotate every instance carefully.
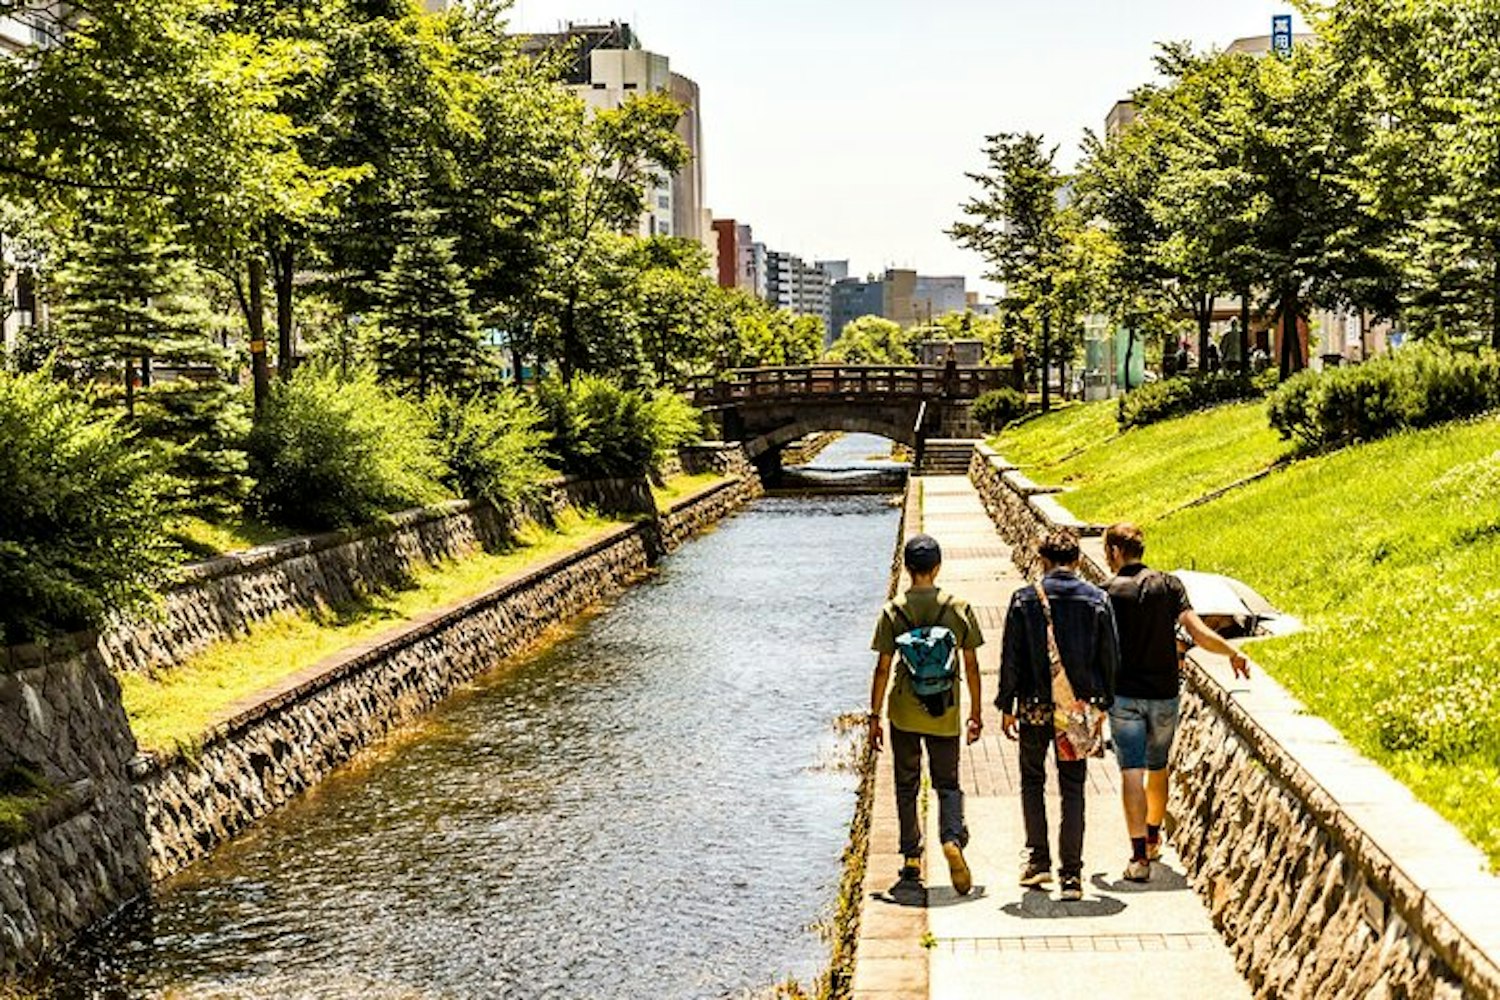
[508,1,1310,295]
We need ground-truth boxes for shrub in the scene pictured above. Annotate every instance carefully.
[1267,346,1500,450]
[643,390,705,465]
[971,387,1028,432]
[426,389,553,511]
[0,370,177,644]
[1118,372,1266,429]
[538,376,703,480]
[247,365,448,530]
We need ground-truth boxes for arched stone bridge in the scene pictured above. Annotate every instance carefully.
[689,365,1018,472]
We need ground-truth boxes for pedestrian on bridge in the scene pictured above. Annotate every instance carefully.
[869,534,986,895]
[999,529,1119,902]
[1102,523,1249,883]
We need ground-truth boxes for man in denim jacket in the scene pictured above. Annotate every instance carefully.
[998,529,1119,901]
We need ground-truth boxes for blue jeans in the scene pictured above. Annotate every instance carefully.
[1109,695,1180,771]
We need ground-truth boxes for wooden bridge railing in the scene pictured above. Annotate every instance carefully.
[688,365,1014,408]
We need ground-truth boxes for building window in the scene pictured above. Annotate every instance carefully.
[623,82,638,90]
[657,195,670,209]
[592,83,606,90]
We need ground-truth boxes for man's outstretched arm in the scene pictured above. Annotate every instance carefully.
[1179,610,1250,679]
[963,648,983,744]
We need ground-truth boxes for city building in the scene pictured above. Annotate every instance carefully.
[711,220,768,300]
[765,251,832,338]
[524,23,710,251]
[827,269,969,336]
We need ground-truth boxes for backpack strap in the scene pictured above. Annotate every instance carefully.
[890,601,914,634]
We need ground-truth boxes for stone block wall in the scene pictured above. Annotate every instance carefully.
[965,441,1500,999]
[133,524,657,880]
[0,640,148,973]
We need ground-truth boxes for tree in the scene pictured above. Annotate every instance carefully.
[632,238,722,384]
[950,133,1067,407]
[50,204,251,512]
[824,316,913,364]
[366,208,488,398]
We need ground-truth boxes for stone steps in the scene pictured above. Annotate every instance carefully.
[918,439,979,476]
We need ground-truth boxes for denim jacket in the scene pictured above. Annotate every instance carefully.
[997,569,1120,715]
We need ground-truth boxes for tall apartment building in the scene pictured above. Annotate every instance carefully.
[765,251,832,338]
[526,23,710,250]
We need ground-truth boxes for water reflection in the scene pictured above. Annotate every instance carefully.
[54,495,898,1000]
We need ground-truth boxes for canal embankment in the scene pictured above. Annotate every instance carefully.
[966,443,1500,998]
[0,449,761,976]
[39,489,897,999]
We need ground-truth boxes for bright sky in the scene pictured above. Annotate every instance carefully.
[509,1,1309,296]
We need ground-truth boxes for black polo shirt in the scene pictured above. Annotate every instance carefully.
[1106,564,1192,699]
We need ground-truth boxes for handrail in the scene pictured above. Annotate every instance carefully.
[689,364,1015,407]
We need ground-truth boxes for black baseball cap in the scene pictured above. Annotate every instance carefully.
[903,534,942,572]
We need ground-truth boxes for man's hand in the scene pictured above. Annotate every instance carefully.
[1230,650,1251,680]
[1001,713,1019,741]
[868,715,884,753]
[966,714,984,745]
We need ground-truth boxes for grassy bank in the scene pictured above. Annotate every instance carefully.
[122,509,624,752]
[997,402,1500,865]
[650,471,726,508]
[995,400,1287,523]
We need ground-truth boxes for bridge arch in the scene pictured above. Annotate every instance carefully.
[743,412,918,460]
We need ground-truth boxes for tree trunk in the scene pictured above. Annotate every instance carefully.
[274,244,295,377]
[1122,317,1136,393]
[1197,291,1213,374]
[248,257,270,415]
[1492,245,1500,352]
[561,293,579,383]
[140,351,152,389]
[1040,310,1052,411]
[1239,290,1252,376]
[123,361,135,418]
[1279,286,1304,381]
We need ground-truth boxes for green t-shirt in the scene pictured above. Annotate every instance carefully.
[872,586,985,737]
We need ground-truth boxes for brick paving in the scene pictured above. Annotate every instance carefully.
[852,475,1249,1000]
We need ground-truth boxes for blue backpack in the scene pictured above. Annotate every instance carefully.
[892,596,959,716]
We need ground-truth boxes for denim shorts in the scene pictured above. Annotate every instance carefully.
[1109,695,1181,771]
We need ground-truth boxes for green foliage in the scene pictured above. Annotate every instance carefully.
[367,208,489,397]
[1267,347,1500,450]
[824,316,912,364]
[0,370,177,644]
[971,388,1029,432]
[247,366,448,530]
[538,376,701,480]
[426,389,553,511]
[1118,372,1268,429]
[720,291,824,369]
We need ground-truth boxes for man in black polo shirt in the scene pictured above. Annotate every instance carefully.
[1103,523,1249,882]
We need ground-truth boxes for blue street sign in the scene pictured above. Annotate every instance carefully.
[1272,14,1294,57]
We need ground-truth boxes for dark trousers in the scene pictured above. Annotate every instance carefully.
[1019,723,1087,876]
[891,726,966,858]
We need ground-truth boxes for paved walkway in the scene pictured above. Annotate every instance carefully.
[853,475,1249,1000]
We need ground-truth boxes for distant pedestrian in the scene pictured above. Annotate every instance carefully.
[1174,339,1190,377]
[998,530,1119,902]
[1102,523,1250,883]
[869,534,986,895]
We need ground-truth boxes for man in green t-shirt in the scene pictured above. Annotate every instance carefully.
[869,533,985,895]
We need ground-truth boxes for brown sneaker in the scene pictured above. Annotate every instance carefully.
[1146,839,1163,862]
[1123,858,1151,883]
[943,841,973,896]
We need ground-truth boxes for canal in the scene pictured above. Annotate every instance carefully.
[54,452,901,999]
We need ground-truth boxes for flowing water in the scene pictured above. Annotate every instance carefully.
[52,472,901,999]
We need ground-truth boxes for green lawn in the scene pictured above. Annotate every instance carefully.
[999,402,1500,865]
[994,400,1289,524]
[123,509,625,753]
[168,515,297,560]
[650,471,726,508]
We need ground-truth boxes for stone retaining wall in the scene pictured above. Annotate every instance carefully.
[0,639,148,972]
[0,466,759,975]
[964,441,1500,999]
